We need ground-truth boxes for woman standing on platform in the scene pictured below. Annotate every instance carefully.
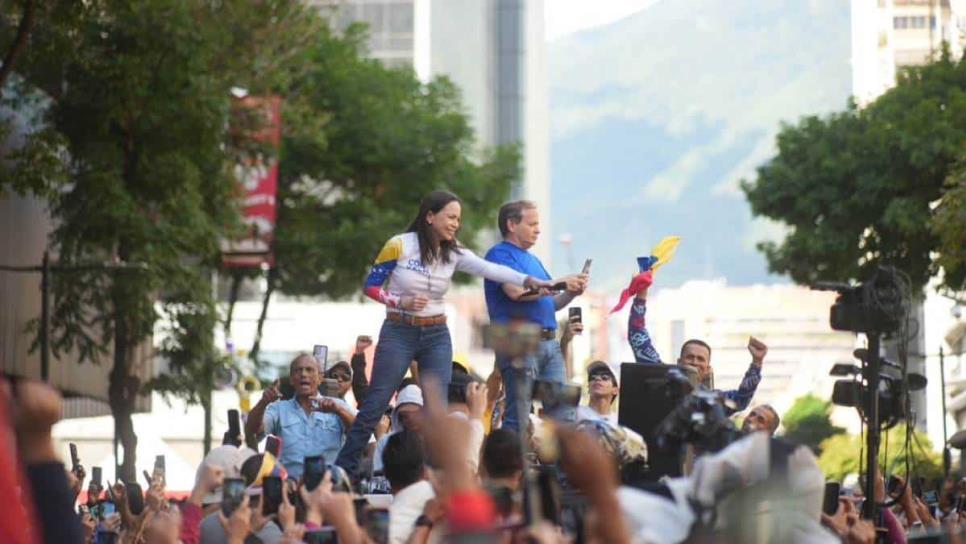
[335,190,552,473]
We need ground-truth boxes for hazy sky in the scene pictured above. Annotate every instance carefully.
[543,0,662,41]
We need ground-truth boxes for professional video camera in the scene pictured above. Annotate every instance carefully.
[812,266,908,335]
[828,350,926,430]
[654,369,738,454]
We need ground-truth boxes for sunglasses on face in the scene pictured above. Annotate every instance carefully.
[328,372,351,382]
[589,373,612,382]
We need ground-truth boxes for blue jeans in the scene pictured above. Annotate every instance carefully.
[335,319,452,474]
[498,338,566,431]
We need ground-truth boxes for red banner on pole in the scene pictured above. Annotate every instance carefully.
[222,95,281,268]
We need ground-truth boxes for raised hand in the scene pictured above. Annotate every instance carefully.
[261,380,282,405]
[218,495,251,544]
[465,382,488,420]
[747,336,768,365]
[355,335,373,353]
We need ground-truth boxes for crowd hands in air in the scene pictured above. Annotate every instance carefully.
[6,191,966,543]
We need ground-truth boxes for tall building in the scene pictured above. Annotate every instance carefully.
[851,0,966,441]
[852,0,966,105]
[310,0,551,260]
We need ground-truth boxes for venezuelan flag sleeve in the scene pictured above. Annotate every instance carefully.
[364,236,402,307]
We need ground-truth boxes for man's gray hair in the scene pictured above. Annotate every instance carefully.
[498,200,537,238]
[288,352,321,374]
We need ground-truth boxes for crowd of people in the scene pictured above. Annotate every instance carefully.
[5,190,966,543]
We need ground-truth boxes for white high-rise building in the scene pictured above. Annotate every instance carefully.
[851,0,966,445]
[311,0,551,260]
[852,0,966,105]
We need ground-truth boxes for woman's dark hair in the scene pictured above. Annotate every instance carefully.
[406,190,463,265]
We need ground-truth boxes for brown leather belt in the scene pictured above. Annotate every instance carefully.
[387,312,447,327]
[541,328,556,340]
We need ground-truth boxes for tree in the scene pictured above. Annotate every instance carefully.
[933,159,966,291]
[742,50,966,292]
[818,425,943,482]
[246,23,520,362]
[781,394,845,454]
[1,0,316,479]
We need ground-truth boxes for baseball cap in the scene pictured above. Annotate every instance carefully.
[199,445,257,504]
[587,361,618,386]
[327,360,352,377]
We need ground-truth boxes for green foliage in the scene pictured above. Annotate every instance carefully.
[2,0,324,477]
[742,50,966,291]
[781,394,845,454]
[272,25,519,300]
[818,425,943,482]
[933,160,966,292]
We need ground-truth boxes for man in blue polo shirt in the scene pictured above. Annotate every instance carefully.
[484,200,588,431]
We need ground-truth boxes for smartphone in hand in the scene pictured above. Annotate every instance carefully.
[69,443,80,471]
[303,455,327,491]
[822,482,841,515]
[262,476,283,516]
[153,455,165,484]
[223,409,242,447]
[222,478,246,518]
[313,345,328,369]
[569,307,582,326]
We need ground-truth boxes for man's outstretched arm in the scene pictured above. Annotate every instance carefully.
[628,292,661,364]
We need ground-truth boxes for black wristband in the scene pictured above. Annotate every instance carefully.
[415,514,434,528]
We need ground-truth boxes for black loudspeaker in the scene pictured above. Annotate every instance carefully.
[618,363,685,480]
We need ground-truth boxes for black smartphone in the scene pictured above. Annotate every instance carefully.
[266,435,283,458]
[304,528,339,544]
[886,475,902,497]
[125,482,145,515]
[263,476,283,516]
[364,508,389,544]
[581,259,592,275]
[92,466,103,487]
[143,470,153,487]
[924,490,939,507]
[568,306,582,326]
[222,478,246,518]
[521,280,569,298]
[153,455,166,484]
[823,482,841,515]
[69,443,80,471]
[304,455,327,491]
[313,345,328,368]
[225,409,241,447]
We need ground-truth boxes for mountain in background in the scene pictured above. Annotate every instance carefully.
[548,0,851,290]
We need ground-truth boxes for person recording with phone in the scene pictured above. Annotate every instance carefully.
[335,191,553,474]
[484,200,589,431]
[246,353,356,480]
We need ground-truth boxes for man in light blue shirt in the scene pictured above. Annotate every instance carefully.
[246,353,356,479]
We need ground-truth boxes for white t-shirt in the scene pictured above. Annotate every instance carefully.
[576,405,618,426]
[370,232,528,316]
